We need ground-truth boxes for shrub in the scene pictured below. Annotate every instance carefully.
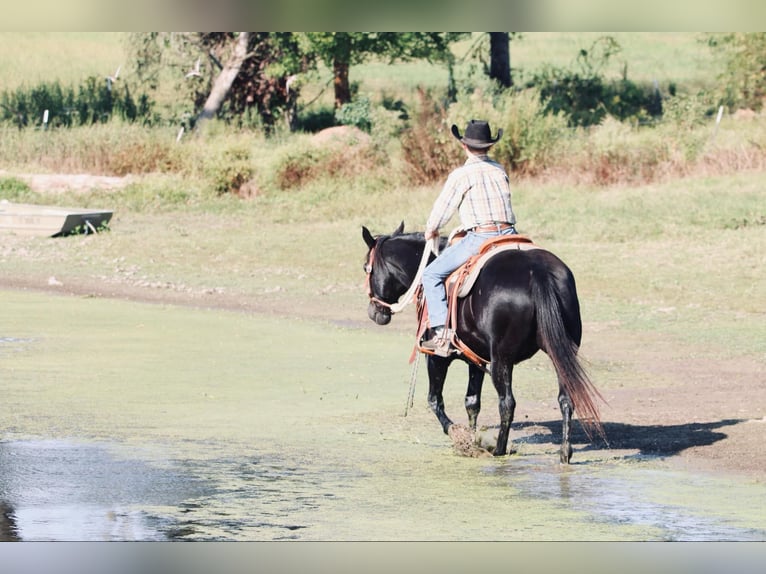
[708,33,766,112]
[295,107,336,133]
[203,145,255,195]
[529,36,663,127]
[0,176,36,202]
[446,87,570,176]
[0,77,156,129]
[494,90,570,175]
[272,131,387,191]
[335,97,372,132]
[399,88,463,184]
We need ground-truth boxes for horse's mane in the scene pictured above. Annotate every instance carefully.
[375,232,425,285]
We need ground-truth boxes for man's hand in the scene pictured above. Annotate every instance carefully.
[425,229,440,241]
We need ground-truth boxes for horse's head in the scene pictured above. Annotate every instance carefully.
[362,221,419,326]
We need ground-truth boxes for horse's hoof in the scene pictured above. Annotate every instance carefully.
[449,424,492,458]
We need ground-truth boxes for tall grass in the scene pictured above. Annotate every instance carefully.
[0,123,185,175]
[3,104,766,200]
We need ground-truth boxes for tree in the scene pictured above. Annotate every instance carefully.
[128,32,310,131]
[707,32,766,111]
[300,33,467,108]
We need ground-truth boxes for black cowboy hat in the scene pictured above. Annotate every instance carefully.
[451,119,503,149]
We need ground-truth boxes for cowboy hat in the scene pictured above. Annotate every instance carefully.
[451,119,503,149]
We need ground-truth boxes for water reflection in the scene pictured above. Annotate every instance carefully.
[489,457,766,541]
[0,500,20,541]
[0,440,360,541]
[0,440,209,541]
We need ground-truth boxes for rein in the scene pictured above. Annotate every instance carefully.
[366,236,438,314]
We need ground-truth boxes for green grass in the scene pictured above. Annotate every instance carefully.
[0,32,126,88]
[511,32,716,89]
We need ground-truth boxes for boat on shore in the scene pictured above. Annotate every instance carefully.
[0,201,113,237]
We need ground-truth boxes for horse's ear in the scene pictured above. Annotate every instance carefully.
[362,226,376,249]
[393,221,405,236]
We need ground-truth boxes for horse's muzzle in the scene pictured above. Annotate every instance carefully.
[368,301,392,325]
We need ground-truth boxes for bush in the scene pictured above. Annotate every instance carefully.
[335,97,372,132]
[0,77,157,129]
[295,107,336,133]
[0,176,36,202]
[399,88,463,184]
[271,131,386,191]
[708,33,766,111]
[446,88,570,176]
[529,36,662,127]
[495,90,570,175]
[203,145,255,195]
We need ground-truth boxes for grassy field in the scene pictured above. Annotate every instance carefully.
[0,32,125,88]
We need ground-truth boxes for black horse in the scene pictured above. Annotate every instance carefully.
[362,222,605,463]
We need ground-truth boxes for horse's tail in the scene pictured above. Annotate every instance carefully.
[532,270,606,441]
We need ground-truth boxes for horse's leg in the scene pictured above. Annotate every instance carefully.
[465,363,485,431]
[558,380,574,464]
[426,355,454,434]
[491,359,516,456]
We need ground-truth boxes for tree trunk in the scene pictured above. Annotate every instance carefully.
[195,32,250,128]
[489,32,512,88]
[333,57,351,108]
[331,32,353,109]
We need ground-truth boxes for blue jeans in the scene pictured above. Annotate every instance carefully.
[422,228,517,328]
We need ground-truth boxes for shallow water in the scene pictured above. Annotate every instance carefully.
[488,457,766,541]
[1,289,764,542]
[1,439,764,541]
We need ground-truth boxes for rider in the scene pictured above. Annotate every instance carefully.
[420,119,517,357]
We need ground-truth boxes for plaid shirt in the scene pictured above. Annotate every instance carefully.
[425,153,515,233]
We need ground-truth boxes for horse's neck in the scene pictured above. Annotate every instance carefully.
[391,234,426,281]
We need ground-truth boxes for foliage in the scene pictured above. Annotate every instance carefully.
[127,33,309,131]
[0,77,156,129]
[399,88,463,184]
[530,36,662,127]
[706,33,766,111]
[660,90,718,129]
[445,87,570,176]
[494,90,571,175]
[270,133,387,191]
[0,176,36,202]
[295,106,336,133]
[334,97,372,132]
[299,33,467,107]
[203,144,254,195]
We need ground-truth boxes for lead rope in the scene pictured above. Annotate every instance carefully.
[402,237,438,417]
[389,237,438,314]
[404,350,420,417]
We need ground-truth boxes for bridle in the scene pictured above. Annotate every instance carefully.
[365,236,437,315]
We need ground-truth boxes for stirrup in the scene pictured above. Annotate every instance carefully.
[420,329,455,357]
